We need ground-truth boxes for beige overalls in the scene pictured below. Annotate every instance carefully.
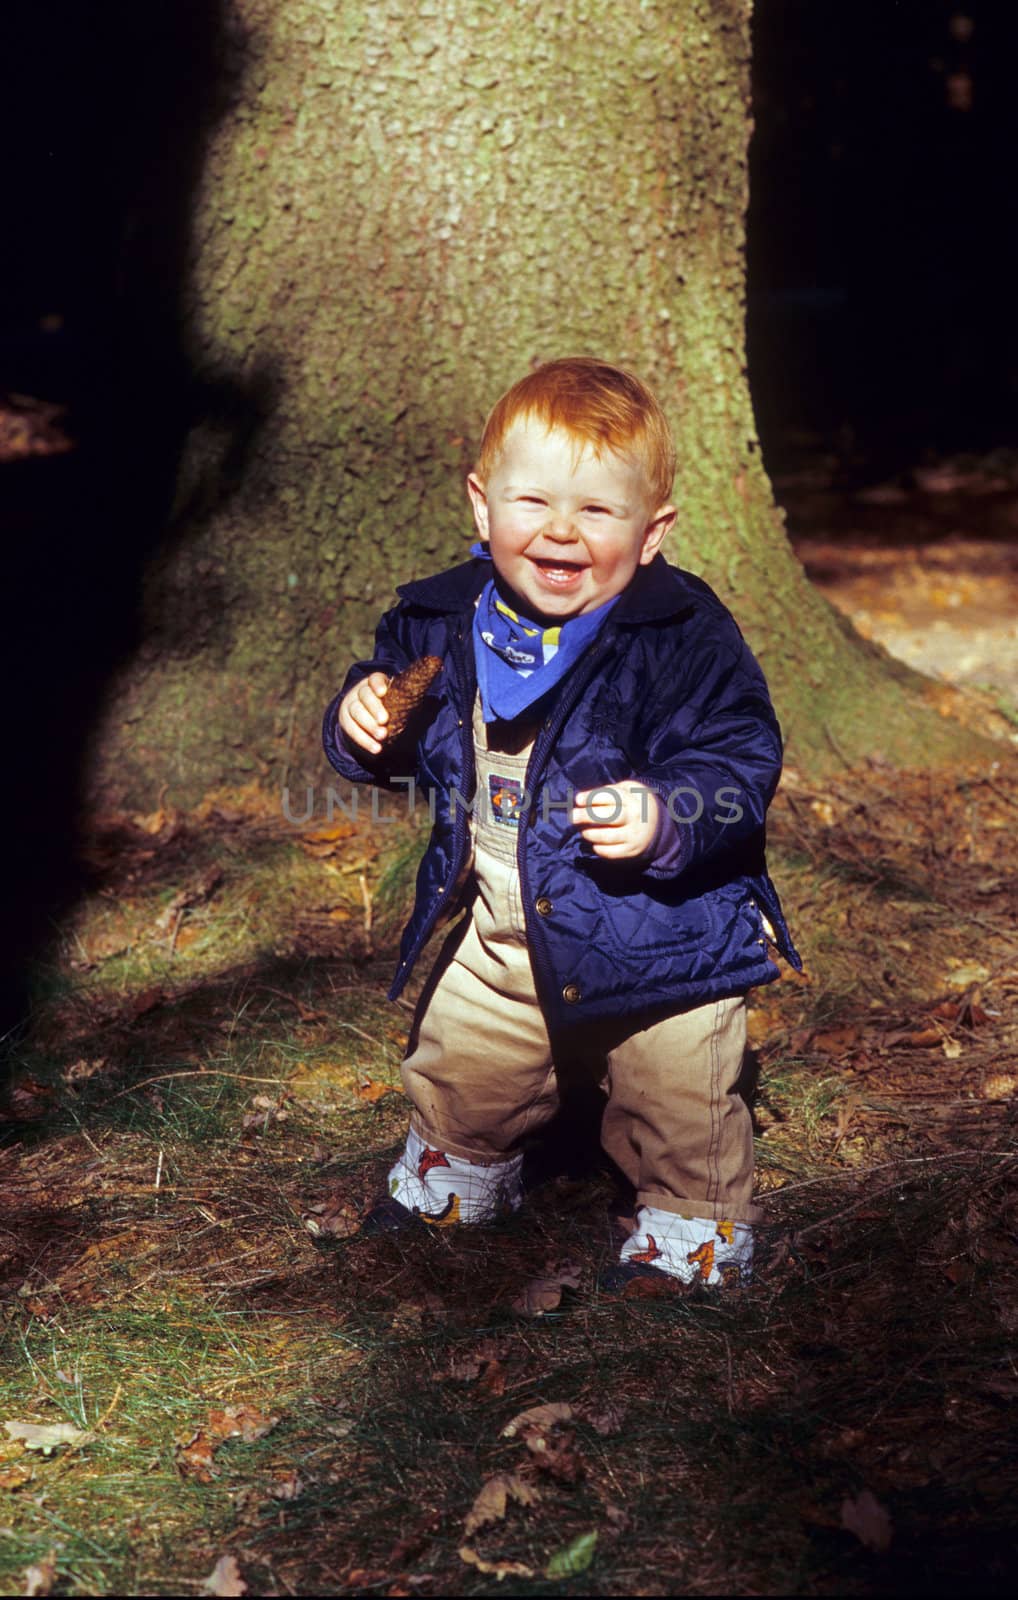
[399,693,758,1225]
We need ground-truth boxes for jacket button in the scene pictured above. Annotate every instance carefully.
[562,983,582,1005]
[535,896,553,917]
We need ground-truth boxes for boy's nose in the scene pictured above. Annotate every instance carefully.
[544,514,579,541]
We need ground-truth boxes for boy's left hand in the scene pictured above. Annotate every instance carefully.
[571,783,660,860]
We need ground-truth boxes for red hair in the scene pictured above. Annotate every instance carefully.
[475,357,676,505]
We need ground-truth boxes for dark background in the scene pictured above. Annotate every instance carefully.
[748,0,1017,473]
[1,0,1015,1039]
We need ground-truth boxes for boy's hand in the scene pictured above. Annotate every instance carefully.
[571,783,660,859]
[338,672,391,755]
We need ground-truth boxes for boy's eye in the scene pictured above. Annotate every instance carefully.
[584,505,610,515]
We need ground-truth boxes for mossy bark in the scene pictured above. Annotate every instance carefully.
[95,0,981,807]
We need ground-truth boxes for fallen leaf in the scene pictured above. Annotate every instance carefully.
[941,1037,962,1060]
[944,963,990,989]
[477,1359,507,1397]
[356,1079,402,1103]
[301,1198,360,1239]
[23,1552,58,1597]
[439,1355,483,1383]
[176,1429,219,1482]
[840,1487,893,1552]
[3,1420,94,1453]
[202,1554,247,1597]
[0,1461,32,1490]
[458,1547,534,1580]
[464,1471,541,1536]
[1,1079,55,1122]
[242,1093,291,1132]
[269,1469,304,1500]
[812,1027,860,1056]
[523,1425,585,1483]
[884,1026,942,1048]
[510,1259,582,1318]
[942,1259,974,1286]
[207,1403,278,1443]
[982,1073,1016,1100]
[502,1402,574,1439]
[545,1529,598,1578]
[580,1400,626,1437]
[61,1057,108,1086]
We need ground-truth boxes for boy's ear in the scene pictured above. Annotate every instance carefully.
[638,503,677,564]
[466,472,490,541]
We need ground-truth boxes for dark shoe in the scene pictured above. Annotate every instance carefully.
[359,1196,424,1236]
[598,1260,683,1297]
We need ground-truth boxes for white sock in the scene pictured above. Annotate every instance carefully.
[620,1204,753,1285]
[386,1126,523,1226]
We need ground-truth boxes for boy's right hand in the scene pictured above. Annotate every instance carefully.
[338,672,391,755]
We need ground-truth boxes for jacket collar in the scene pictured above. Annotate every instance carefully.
[396,552,698,624]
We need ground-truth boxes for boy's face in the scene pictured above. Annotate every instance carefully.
[466,419,675,623]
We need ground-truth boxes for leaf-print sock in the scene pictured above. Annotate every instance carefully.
[386,1126,524,1226]
[620,1205,753,1285]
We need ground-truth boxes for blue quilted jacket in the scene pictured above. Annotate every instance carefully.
[323,553,801,1035]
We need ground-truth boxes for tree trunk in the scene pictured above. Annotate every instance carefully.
[95,0,984,807]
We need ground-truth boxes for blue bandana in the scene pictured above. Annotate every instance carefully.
[469,543,619,722]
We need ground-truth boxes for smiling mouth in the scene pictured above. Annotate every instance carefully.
[529,557,587,576]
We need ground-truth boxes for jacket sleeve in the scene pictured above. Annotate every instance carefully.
[322,599,419,790]
[634,615,783,882]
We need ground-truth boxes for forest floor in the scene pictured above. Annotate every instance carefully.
[1,437,1018,1597]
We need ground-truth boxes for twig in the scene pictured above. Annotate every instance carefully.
[787,1154,1018,1242]
[168,905,185,958]
[822,722,855,770]
[982,778,1018,812]
[723,1335,734,1417]
[95,1383,124,1432]
[280,689,299,796]
[765,1148,1015,1200]
[108,1070,292,1102]
[334,1020,381,1046]
[358,872,373,936]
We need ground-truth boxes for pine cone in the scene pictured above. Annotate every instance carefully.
[384,655,443,738]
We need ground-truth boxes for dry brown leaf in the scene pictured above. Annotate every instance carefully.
[510,1259,582,1317]
[458,1546,535,1581]
[463,1471,541,1536]
[580,1400,626,1437]
[1,1079,55,1123]
[269,1469,304,1500]
[440,1355,484,1383]
[477,1359,507,1396]
[242,1093,291,1132]
[356,1078,402,1103]
[4,1420,95,1453]
[812,1027,860,1055]
[202,1554,248,1597]
[840,1487,893,1552]
[523,1425,585,1483]
[502,1402,574,1439]
[23,1552,58,1597]
[207,1403,278,1443]
[890,1027,942,1048]
[176,1429,219,1482]
[301,1198,361,1239]
[0,1461,32,1490]
[983,1073,1016,1100]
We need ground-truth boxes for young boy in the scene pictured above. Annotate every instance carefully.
[323,358,800,1289]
